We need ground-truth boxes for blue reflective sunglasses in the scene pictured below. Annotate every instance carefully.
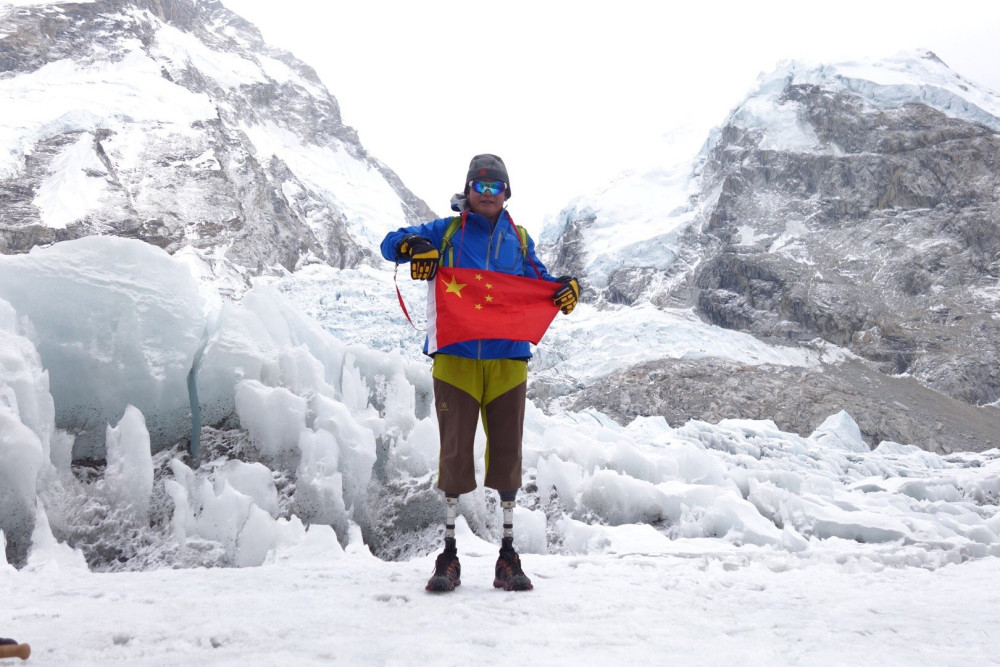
[469,179,506,195]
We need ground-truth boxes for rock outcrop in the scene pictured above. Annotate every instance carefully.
[0,0,434,284]
[539,52,1000,451]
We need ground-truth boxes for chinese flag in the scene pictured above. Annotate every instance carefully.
[427,267,560,353]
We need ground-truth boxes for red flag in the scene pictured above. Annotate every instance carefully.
[427,267,560,353]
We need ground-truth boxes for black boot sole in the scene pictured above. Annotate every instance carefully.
[426,576,461,592]
[493,575,533,591]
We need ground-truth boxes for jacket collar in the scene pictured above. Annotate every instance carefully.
[464,208,509,230]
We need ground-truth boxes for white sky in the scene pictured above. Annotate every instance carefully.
[221,0,1000,232]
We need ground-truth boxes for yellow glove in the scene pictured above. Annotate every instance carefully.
[553,276,580,314]
[398,235,439,280]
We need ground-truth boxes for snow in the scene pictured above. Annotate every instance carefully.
[2,42,1000,662]
[0,407,45,555]
[239,120,409,248]
[23,502,89,574]
[731,94,822,153]
[768,219,814,262]
[253,53,293,82]
[234,380,308,465]
[0,297,56,551]
[165,458,307,568]
[810,410,869,453]
[0,228,998,666]
[532,303,833,390]
[0,237,207,459]
[0,51,216,181]
[271,262,844,400]
[104,405,155,524]
[828,51,1000,130]
[149,20,268,90]
[541,152,703,291]
[30,132,109,229]
[519,50,1000,330]
[737,50,1000,148]
[0,298,58,460]
[3,527,999,664]
[1,0,93,4]
[250,53,327,98]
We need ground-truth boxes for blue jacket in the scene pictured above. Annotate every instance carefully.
[381,209,558,359]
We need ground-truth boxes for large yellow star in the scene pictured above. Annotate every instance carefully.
[445,276,467,297]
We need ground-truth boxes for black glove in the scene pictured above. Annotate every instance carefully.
[553,276,580,314]
[397,235,439,280]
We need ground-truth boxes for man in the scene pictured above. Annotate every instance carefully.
[381,154,580,592]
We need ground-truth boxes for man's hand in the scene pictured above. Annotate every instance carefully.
[553,276,580,314]
[398,235,439,280]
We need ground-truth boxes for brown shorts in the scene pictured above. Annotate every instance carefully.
[431,354,528,495]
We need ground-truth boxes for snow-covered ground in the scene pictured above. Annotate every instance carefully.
[6,532,1000,665]
[2,237,999,665]
[3,11,1000,662]
[272,261,845,390]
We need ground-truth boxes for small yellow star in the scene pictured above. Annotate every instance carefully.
[475,303,483,310]
[485,283,493,290]
[445,276,467,297]
[475,273,483,280]
[485,295,493,303]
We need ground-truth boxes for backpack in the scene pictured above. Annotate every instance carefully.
[438,213,529,268]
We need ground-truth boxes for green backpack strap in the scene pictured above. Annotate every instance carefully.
[515,223,543,278]
[514,225,529,256]
[439,213,531,270]
[439,215,464,267]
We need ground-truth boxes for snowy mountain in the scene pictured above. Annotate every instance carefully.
[541,51,1000,452]
[0,0,434,287]
[2,6,1000,661]
[3,235,999,566]
[3,2,995,453]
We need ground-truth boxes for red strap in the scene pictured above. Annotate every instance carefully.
[454,211,467,267]
[393,212,541,327]
[507,214,542,279]
[393,263,425,332]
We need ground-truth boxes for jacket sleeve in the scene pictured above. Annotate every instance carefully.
[380,218,451,263]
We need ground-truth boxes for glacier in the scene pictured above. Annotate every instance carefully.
[1,236,998,574]
[1,2,999,659]
[1,237,999,664]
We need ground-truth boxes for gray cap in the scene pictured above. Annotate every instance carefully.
[465,154,511,197]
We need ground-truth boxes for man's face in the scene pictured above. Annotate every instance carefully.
[468,183,506,221]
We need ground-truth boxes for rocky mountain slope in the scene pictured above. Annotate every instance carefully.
[2,4,996,455]
[0,0,434,287]
[541,52,1000,452]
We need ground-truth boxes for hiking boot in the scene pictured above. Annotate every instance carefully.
[426,538,461,592]
[493,537,533,591]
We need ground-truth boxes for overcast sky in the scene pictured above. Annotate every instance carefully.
[221,0,1000,232]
